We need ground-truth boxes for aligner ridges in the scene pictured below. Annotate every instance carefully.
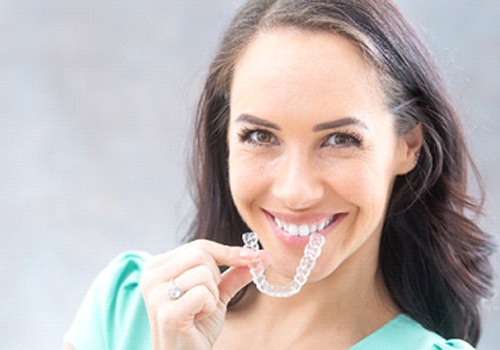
[242,232,325,298]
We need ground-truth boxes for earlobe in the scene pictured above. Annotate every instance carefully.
[395,123,423,175]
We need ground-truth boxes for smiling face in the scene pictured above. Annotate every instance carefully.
[228,29,418,284]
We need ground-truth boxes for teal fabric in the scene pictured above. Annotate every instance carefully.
[64,252,152,350]
[351,315,474,350]
[64,252,475,350]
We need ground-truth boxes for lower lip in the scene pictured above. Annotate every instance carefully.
[264,211,346,248]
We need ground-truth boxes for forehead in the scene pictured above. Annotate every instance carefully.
[230,28,386,120]
[234,28,371,72]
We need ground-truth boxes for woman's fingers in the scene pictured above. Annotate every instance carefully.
[219,251,270,305]
[159,285,218,329]
[170,265,221,302]
[142,240,263,300]
[141,239,267,310]
[140,240,269,349]
[218,266,253,305]
[142,246,221,289]
[147,239,261,271]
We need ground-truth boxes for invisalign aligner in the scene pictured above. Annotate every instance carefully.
[242,232,326,298]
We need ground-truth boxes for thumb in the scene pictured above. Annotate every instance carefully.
[218,266,252,306]
[218,252,271,305]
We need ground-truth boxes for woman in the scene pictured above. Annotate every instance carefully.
[63,0,495,349]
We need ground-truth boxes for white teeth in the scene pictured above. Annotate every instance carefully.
[275,216,335,236]
[299,225,309,237]
[288,224,299,236]
[275,218,283,229]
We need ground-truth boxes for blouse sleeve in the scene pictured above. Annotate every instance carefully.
[63,251,152,350]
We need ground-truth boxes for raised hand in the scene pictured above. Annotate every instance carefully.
[139,239,267,349]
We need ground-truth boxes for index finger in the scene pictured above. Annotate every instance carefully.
[146,239,262,271]
[190,239,262,267]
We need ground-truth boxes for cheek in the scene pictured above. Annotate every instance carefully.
[330,158,395,214]
[228,150,270,208]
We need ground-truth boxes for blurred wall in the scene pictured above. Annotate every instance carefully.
[0,1,498,349]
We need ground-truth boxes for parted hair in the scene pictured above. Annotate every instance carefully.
[186,0,495,345]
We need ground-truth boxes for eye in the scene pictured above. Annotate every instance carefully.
[324,132,362,147]
[252,130,274,143]
[238,128,278,146]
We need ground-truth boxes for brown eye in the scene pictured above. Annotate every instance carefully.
[243,130,277,145]
[238,128,278,146]
[330,134,349,144]
[325,133,361,147]
[251,131,273,143]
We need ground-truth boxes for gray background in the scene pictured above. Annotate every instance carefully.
[0,1,498,349]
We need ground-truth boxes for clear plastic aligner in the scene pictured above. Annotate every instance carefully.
[242,232,326,298]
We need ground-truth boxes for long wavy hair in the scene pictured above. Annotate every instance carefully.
[186,0,495,345]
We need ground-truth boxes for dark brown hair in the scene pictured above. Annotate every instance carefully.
[187,0,495,345]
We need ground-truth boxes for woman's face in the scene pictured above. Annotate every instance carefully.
[227,29,418,284]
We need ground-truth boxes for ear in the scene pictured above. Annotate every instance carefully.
[395,123,423,175]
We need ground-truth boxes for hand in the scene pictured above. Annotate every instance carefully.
[140,239,268,350]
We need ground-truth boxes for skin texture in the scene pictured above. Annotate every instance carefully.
[64,28,422,350]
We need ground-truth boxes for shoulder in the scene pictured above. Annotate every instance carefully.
[353,315,475,350]
[391,315,475,350]
[79,251,151,313]
[64,251,152,350]
[431,338,475,350]
[94,251,151,293]
[395,315,475,350]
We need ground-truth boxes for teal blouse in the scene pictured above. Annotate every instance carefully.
[64,252,475,350]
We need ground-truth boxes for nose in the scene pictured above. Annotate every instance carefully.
[271,150,324,210]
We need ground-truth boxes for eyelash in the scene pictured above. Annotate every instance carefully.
[237,127,363,148]
[322,130,363,148]
[237,127,277,146]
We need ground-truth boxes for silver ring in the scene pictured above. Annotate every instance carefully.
[168,278,183,300]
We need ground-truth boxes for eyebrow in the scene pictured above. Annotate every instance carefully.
[234,114,368,131]
[234,114,281,130]
[312,117,368,131]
